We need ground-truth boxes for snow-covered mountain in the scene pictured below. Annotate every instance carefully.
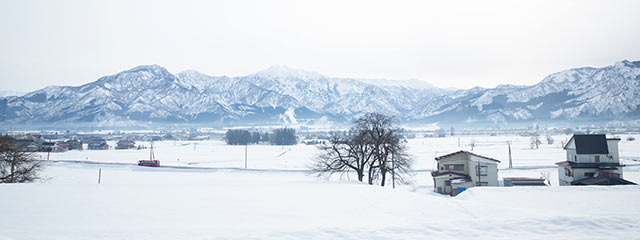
[408,60,640,125]
[2,60,640,127]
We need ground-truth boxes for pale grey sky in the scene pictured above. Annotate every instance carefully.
[1,0,639,92]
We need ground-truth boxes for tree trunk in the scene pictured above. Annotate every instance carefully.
[380,169,386,186]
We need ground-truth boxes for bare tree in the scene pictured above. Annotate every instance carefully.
[540,171,551,186]
[469,139,476,151]
[380,135,413,187]
[0,136,44,183]
[546,134,554,145]
[312,132,371,182]
[312,113,413,187]
[530,134,541,149]
[355,113,413,186]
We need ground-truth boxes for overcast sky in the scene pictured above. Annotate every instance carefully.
[1,0,639,92]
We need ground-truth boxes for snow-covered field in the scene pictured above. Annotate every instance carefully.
[32,134,640,185]
[2,135,640,239]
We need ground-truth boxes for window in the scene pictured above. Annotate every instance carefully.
[594,156,600,163]
[477,165,488,176]
[565,168,573,177]
[445,164,464,171]
[437,187,442,193]
[574,155,577,162]
[444,180,451,186]
[584,172,595,178]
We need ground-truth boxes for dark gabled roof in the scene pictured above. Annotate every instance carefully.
[435,150,501,163]
[554,161,623,168]
[571,176,636,185]
[566,134,609,154]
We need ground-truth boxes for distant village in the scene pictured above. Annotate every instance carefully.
[6,128,210,153]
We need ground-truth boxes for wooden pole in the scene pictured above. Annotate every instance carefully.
[98,168,101,184]
[244,144,248,169]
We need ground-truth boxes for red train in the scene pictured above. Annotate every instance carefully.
[138,141,160,167]
[138,160,160,167]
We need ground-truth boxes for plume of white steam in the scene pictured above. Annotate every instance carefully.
[279,107,299,127]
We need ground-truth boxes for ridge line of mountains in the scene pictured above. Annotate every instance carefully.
[2,60,640,128]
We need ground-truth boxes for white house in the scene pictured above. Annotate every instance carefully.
[431,151,500,195]
[556,134,635,186]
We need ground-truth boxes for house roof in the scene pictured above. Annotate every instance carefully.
[503,177,545,181]
[435,150,501,163]
[431,171,472,179]
[565,134,609,154]
[571,176,636,185]
[554,161,624,168]
[504,177,547,186]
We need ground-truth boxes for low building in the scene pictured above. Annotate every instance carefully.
[13,138,39,152]
[65,139,83,150]
[38,142,56,152]
[87,138,109,150]
[431,151,500,196]
[556,134,636,186]
[503,177,547,187]
[115,140,136,149]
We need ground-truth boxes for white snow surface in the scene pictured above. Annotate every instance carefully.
[2,135,640,239]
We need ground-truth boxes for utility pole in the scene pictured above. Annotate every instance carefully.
[392,153,395,189]
[150,141,155,161]
[244,144,248,169]
[477,162,481,186]
[508,141,513,169]
[98,168,102,184]
[433,151,439,171]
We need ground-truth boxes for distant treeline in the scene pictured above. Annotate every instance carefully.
[224,128,298,145]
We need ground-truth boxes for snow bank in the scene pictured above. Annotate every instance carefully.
[1,163,639,239]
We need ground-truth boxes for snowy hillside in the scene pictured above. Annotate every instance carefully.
[2,60,640,126]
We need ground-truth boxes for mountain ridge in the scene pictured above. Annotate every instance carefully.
[2,61,639,127]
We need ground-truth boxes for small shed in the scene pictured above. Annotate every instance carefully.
[503,177,547,187]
